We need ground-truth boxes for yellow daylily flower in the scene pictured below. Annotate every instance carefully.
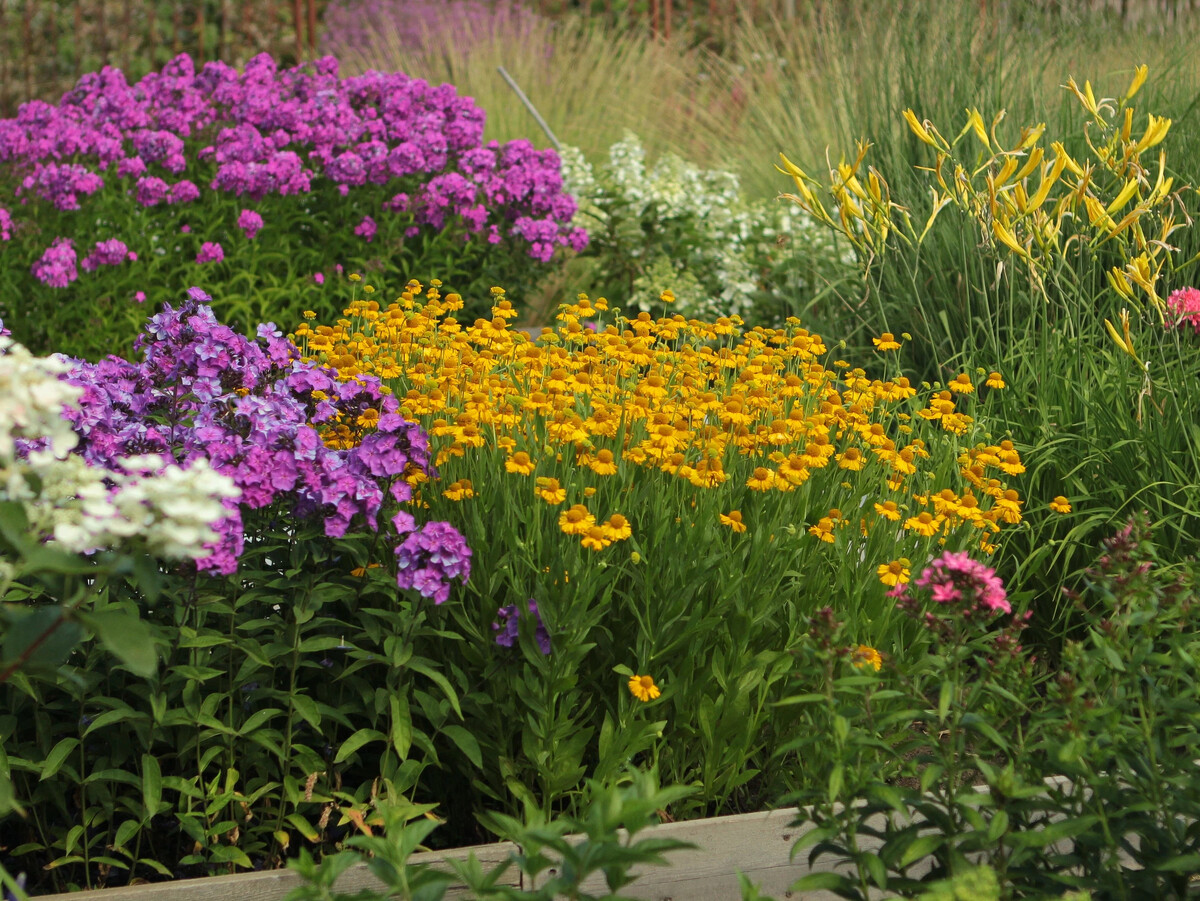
[1125,64,1149,101]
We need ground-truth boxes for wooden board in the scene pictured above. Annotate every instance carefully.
[35,841,521,901]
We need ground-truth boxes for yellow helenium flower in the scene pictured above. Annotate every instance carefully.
[985,371,1006,389]
[585,447,618,475]
[877,559,911,587]
[505,451,535,476]
[747,467,775,491]
[851,645,883,672]
[1050,496,1072,514]
[580,524,612,551]
[874,500,901,521]
[948,373,975,394]
[719,510,747,533]
[628,674,661,702]
[601,513,632,542]
[808,516,836,543]
[442,479,475,501]
[534,477,567,504]
[904,511,942,537]
[873,332,901,352]
[559,504,595,536]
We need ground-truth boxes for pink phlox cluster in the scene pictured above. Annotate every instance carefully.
[915,550,1010,614]
[1166,287,1200,334]
[238,208,264,239]
[32,237,78,287]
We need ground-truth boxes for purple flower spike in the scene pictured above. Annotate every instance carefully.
[493,599,551,655]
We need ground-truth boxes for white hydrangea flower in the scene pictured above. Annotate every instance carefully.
[0,338,241,564]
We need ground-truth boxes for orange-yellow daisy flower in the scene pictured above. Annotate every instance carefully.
[719,510,747,533]
[628,674,661,701]
[851,645,883,671]
[559,504,595,536]
[534,477,567,504]
[505,450,535,476]
[877,558,911,587]
[873,332,901,351]
[1049,496,1072,514]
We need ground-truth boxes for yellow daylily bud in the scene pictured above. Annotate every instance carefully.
[1012,146,1044,184]
[956,108,991,149]
[1016,122,1046,152]
[1014,181,1029,213]
[918,190,952,244]
[1083,194,1117,231]
[1125,64,1149,101]
[1064,77,1100,116]
[1104,317,1140,362]
[1104,207,1143,241]
[994,156,1019,187]
[1107,266,1135,299]
[1121,107,1134,144]
[903,109,938,147]
[992,218,1031,260]
[1134,114,1171,154]
[867,169,883,204]
[1051,142,1084,178]
[1106,178,1139,215]
[1026,154,1067,212]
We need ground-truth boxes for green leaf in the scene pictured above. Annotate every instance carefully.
[791,872,850,891]
[82,609,157,677]
[1153,852,1200,872]
[899,833,943,868]
[333,728,386,764]
[441,725,482,769]
[389,694,412,761]
[142,754,162,817]
[290,694,322,730]
[407,658,462,718]
[39,737,79,781]
[1,606,82,672]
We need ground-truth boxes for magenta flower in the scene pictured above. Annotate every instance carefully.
[81,238,133,272]
[238,209,264,240]
[354,215,377,243]
[914,551,1010,614]
[313,272,325,285]
[196,241,224,265]
[1166,287,1200,334]
[32,237,79,287]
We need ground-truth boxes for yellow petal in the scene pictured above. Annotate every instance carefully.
[1125,64,1148,101]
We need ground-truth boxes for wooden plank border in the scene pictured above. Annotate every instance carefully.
[30,773,1120,901]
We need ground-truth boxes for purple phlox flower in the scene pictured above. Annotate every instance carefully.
[354,215,377,242]
[32,237,78,287]
[135,175,170,206]
[0,207,14,241]
[238,208,264,239]
[394,520,471,604]
[196,241,224,264]
[493,599,551,655]
[168,180,200,204]
[80,237,132,272]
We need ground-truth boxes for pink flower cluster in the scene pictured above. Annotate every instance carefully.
[81,238,136,271]
[238,208,264,239]
[1166,287,1200,334]
[914,551,1010,614]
